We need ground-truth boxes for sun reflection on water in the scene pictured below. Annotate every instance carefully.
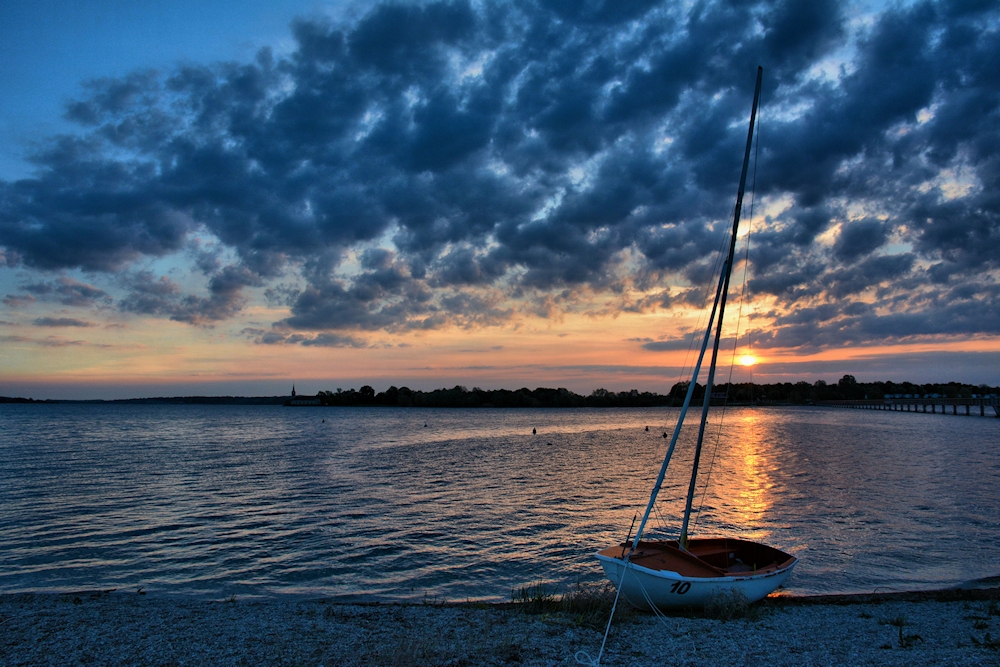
[734,439,771,528]
[689,412,775,543]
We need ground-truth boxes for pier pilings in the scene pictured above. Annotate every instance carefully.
[820,397,1000,417]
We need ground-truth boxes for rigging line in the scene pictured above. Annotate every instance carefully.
[576,554,689,666]
[692,85,763,531]
[624,565,701,657]
[630,244,730,553]
[692,93,763,529]
[672,212,735,403]
[745,87,762,408]
[675,197,736,376]
[577,523,693,667]
[653,502,670,534]
[679,66,762,547]
[587,255,730,666]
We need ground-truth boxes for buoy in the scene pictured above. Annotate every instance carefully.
[645,426,649,431]
[532,428,536,434]
[663,432,668,438]
[424,423,428,427]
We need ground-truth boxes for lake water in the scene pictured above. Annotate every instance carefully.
[1,404,998,601]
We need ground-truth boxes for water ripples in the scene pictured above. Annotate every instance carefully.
[1,404,998,600]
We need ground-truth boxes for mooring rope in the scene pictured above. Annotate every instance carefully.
[573,564,628,666]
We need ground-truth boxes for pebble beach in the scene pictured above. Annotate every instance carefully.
[3,589,1000,666]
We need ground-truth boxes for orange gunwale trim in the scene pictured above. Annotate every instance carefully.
[598,537,796,578]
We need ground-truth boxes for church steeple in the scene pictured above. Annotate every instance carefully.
[291,384,296,397]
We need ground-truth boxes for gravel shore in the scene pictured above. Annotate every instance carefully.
[3,589,1000,666]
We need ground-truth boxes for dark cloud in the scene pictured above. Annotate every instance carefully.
[753,350,1000,383]
[824,254,917,299]
[263,283,302,308]
[188,239,224,274]
[753,279,1000,350]
[32,317,95,327]
[833,219,889,263]
[0,248,20,267]
[32,317,97,328]
[19,276,111,307]
[243,327,366,348]
[0,0,998,351]
[118,265,260,325]
[3,294,35,308]
[117,271,181,315]
[634,337,694,352]
[0,334,88,347]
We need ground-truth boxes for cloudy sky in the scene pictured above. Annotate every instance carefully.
[1,0,999,399]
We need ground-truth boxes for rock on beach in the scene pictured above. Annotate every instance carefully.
[2,589,1000,666]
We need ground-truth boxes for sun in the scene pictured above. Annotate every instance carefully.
[738,354,758,367]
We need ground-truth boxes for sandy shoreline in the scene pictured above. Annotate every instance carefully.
[3,589,999,666]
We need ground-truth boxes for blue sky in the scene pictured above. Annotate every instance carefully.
[0,1,350,180]
[2,0,1000,399]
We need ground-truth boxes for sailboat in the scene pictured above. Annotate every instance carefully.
[595,67,797,610]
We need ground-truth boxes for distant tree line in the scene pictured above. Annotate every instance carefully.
[312,385,619,408]
[724,375,999,403]
[0,396,288,405]
[302,376,1000,408]
[4,377,996,406]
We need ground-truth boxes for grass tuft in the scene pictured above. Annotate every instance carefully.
[510,581,556,614]
[509,581,634,628]
[898,624,924,648]
[880,615,922,647]
[971,632,1000,650]
[880,615,907,628]
[560,582,635,629]
[420,592,445,607]
[703,588,753,621]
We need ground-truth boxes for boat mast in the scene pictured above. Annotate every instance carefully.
[679,66,763,549]
[628,258,728,552]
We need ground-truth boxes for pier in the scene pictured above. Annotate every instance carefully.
[821,396,1000,417]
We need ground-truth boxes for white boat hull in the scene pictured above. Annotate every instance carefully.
[596,542,796,610]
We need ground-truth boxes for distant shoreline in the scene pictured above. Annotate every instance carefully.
[4,376,997,407]
[0,396,289,405]
[0,396,773,407]
[0,396,878,408]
